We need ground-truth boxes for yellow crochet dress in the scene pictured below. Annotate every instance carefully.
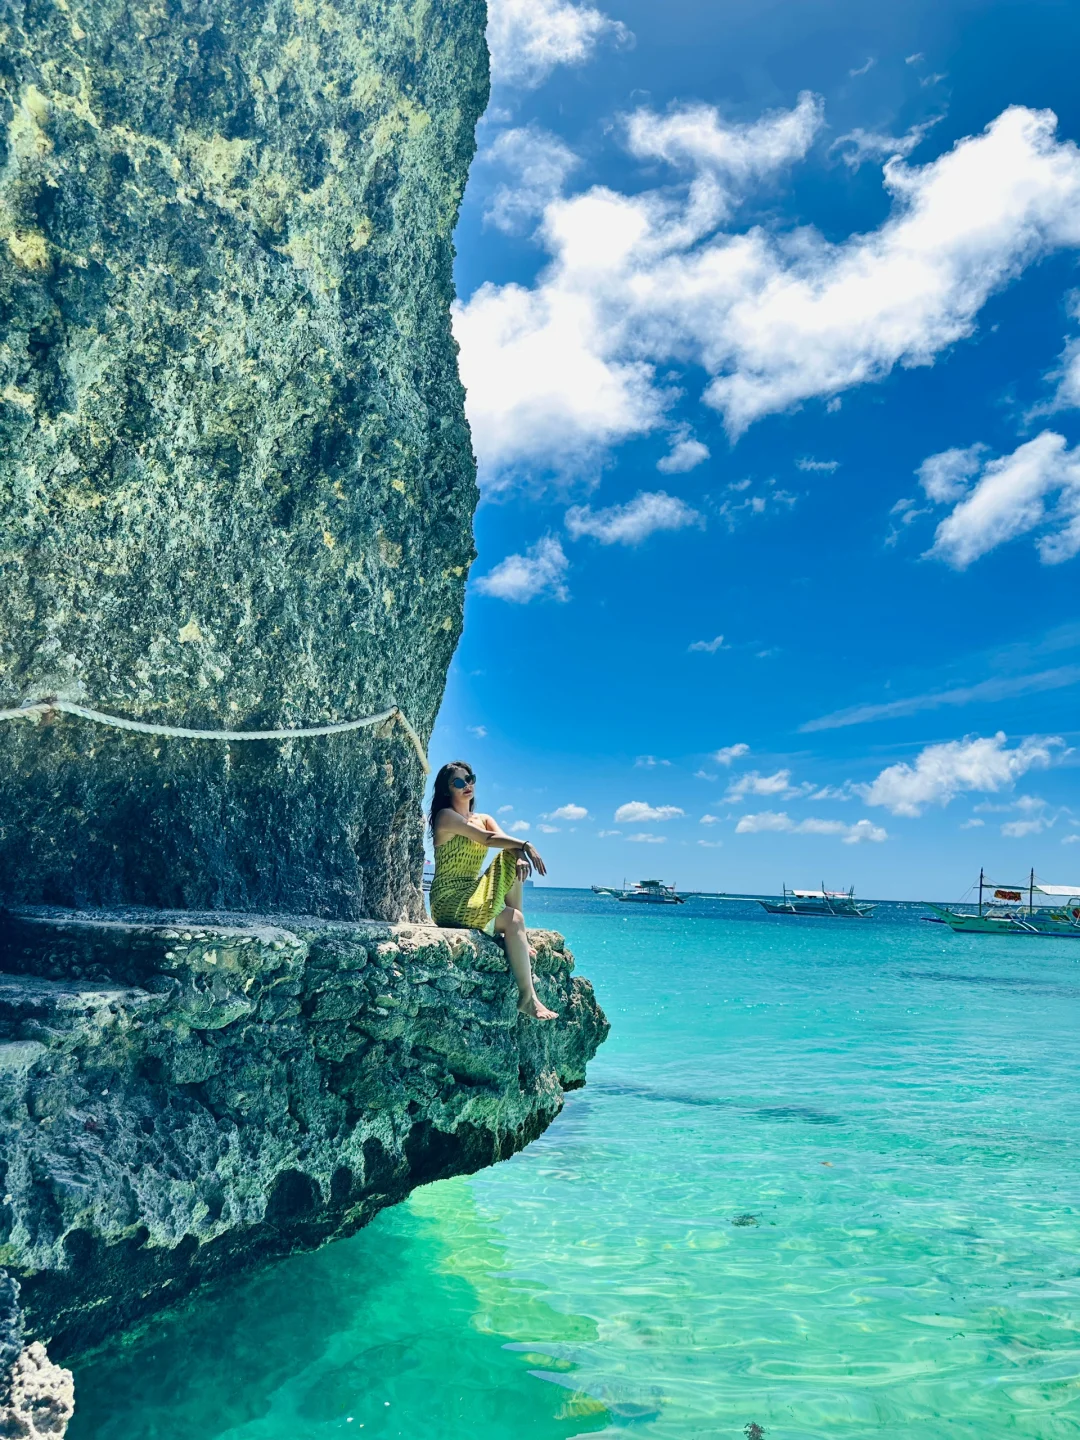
[428,831,518,932]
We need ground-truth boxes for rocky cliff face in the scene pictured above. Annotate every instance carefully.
[0,907,608,1374]
[0,0,488,919]
[0,8,608,1436]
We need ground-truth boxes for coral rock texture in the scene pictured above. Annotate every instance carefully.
[0,1276,73,1439]
[0,908,608,1366]
[0,0,488,918]
[0,1344,74,1440]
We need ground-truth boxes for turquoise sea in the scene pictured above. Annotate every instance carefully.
[70,891,1080,1439]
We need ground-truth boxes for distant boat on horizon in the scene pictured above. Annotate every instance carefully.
[758,884,876,918]
[592,879,687,905]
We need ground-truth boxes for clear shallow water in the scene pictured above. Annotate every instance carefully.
[70,892,1080,1439]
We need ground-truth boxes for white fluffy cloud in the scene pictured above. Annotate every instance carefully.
[734,810,793,833]
[798,817,888,844]
[1039,296,1080,412]
[917,443,988,503]
[509,820,531,833]
[1047,340,1080,412]
[625,91,824,217]
[614,801,686,823]
[565,490,703,545]
[628,832,666,843]
[736,811,886,843]
[455,103,1080,481]
[549,803,589,821]
[1002,818,1046,837]
[923,432,1080,567]
[657,426,710,474]
[830,117,941,170]
[689,635,726,653]
[486,0,628,88]
[474,536,569,603]
[863,732,1063,817]
[713,743,750,765]
[725,768,796,800]
[482,127,581,234]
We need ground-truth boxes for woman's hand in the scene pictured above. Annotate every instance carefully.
[516,855,532,883]
[521,842,547,878]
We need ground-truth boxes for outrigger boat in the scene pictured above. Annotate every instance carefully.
[592,879,687,904]
[927,869,1080,937]
[758,883,876,918]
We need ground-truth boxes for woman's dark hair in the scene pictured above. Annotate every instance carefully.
[428,760,475,835]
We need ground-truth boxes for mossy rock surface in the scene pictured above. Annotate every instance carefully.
[0,0,488,918]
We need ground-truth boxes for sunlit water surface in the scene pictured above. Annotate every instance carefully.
[70,892,1080,1438]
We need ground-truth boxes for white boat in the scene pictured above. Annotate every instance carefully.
[592,879,687,905]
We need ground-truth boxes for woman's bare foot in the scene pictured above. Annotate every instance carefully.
[518,994,558,1020]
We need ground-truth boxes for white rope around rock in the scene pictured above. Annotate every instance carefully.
[0,698,430,773]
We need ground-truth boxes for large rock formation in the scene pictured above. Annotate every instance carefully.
[0,908,608,1366]
[0,0,488,920]
[0,9,611,1439]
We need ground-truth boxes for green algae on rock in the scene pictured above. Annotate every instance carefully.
[0,0,488,919]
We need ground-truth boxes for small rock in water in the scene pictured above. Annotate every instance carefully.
[745,1424,767,1440]
[731,1213,759,1227]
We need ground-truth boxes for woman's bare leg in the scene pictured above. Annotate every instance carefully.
[494,904,557,1019]
[501,877,536,957]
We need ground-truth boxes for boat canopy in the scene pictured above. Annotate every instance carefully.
[984,880,1080,907]
[792,889,850,899]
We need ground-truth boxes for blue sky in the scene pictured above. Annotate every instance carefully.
[428,0,1080,900]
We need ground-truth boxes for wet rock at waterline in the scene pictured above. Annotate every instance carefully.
[0,0,488,919]
[0,908,608,1408]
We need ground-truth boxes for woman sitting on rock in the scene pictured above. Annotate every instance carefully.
[428,761,557,1020]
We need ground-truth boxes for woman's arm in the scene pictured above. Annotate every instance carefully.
[433,807,526,851]
[478,815,548,878]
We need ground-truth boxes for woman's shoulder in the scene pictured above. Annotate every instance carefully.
[433,810,485,844]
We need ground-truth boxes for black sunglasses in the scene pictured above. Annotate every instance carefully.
[450,774,476,789]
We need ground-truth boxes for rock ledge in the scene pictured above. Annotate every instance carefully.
[0,906,608,1421]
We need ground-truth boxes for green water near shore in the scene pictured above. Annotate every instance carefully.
[70,892,1080,1438]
